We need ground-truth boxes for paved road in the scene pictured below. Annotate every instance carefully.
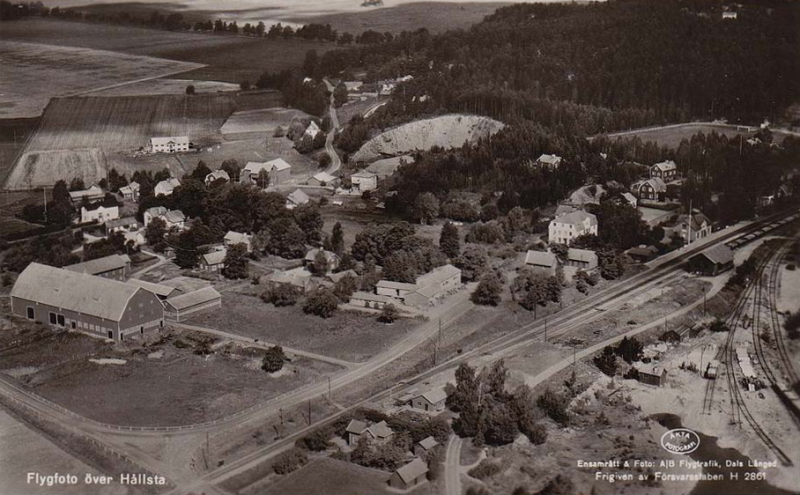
[444,435,463,495]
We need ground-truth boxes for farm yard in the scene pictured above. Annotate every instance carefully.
[0,40,204,119]
[260,458,403,495]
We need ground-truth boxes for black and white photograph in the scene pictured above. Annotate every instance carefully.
[0,0,798,494]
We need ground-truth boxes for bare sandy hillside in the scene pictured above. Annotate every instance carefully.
[352,114,504,163]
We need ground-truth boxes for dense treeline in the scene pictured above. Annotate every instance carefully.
[320,0,798,126]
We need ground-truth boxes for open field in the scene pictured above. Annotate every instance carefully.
[0,409,126,495]
[601,122,795,149]
[6,94,237,189]
[0,40,204,119]
[190,293,422,363]
[90,78,240,97]
[221,107,311,140]
[295,1,512,34]
[0,18,335,84]
[25,95,235,152]
[0,323,342,426]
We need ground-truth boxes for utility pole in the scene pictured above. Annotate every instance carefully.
[206,431,209,456]
[544,317,547,342]
[42,187,47,222]
[573,345,576,366]
[307,399,311,426]
[280,407,283,426]
[328,376,331,399]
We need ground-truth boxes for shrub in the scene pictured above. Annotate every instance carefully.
[303,289,339,318]
[593,346,618,376]
[468,460,501,480]
[272,448,308,475]
[262,345,286,373]
[536,388,570,426]
[378,303,399,323]
[173,339,189,349]
[297,429,332,452]
[260,285,300,306]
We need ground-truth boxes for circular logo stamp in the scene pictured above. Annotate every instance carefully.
[660,428,701,455]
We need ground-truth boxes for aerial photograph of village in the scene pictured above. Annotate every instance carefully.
[0,0,798,494]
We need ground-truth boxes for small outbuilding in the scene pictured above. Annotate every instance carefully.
[688,244,734,276]
[414,436,438,457]
[200,250,226,272]
[524,250,557,276]
[388,458,429,490]
[163,286,222,322]
[411,388,447,413]
[632,363,667,387]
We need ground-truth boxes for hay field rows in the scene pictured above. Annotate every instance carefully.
[0,40,204,119]
[0,19,335,84]
[221,107,310,139]
[26,95,236,151]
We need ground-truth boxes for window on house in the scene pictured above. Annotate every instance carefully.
[26,307,34,319]
[57,314,65,327]
[49,312,57,325]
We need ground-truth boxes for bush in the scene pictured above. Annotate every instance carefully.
[378,303,399,323]
[471,272,503,306]
[272,448,308,475]
[262,345,286,373]
[297,429,332,452]
[536,388,570,426]
[303,289,339,318]
[260,285,300,306]
[593,346,618,376]
[468,460,501,480]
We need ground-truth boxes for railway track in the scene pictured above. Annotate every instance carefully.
[710,242,794,465]
[765,243,800,387]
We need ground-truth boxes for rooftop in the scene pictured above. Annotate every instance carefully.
[394,458,429,484]
[419,387,447,404]
[12,263,143,322]
[287,189,310,205]
[552,210,598,227]
[202,250,227,265]
[165,286,221,311]
[417,436,438,451]
[126,278,178,298]
[151,136,189,145]
[416,264,461,287]
[64,254,129,276]
[525,250,557,267]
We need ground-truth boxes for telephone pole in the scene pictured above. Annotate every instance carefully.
[544,317,548,342]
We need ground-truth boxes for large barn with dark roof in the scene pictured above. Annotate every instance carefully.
[10,263,164,341]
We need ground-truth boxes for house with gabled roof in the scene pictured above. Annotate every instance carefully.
[205,169,230,186]
[64,254,131,281]
[388,458,429,490]
[10,263,164,341]
[524,250,557,276]
[667,212,712,244]
[154,178,181,197]
[414,436,439,457]
[411,387,447,413]
[308,171,339,187]
[80,196,120,224]
[144,206,185,231]
[119,181,140,201]
[200,249,226,273]
[345,419,369,445]
[224,231,252,252]
[286,189,310,209]
[150,136,189,153]
[535,153,563,169]
[650,160,677,180]
[69,185,105,205]
[126,278,180,300]
[632,178,667,202]
[351,171,378,192]
[548,211,598,245]
[566,248,598,270]
[304,248,339,272]
[241,159,292,186]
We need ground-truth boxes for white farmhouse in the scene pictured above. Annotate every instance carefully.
[548,211,598,245]
[351,171,378,192]
[150,136,189,153]
[80,201,120,224]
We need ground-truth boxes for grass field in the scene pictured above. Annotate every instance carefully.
[90,78,240,97]
[263,458,394,495]
[0,18,336,84]
[190,293,421,363]
[5,94,237,189]
[0,40,204,119]
[295,1,512,34]
[0,322,342,427]
[221,107,310,140]
[604,123,760,149]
